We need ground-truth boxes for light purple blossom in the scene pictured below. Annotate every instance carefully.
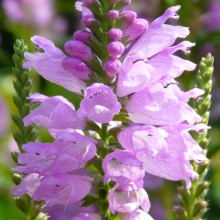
[118,124,208,187]
[34,174,93,206]
[23,36,86,94]
[13,132,97,175]
[128,6,188,56]
[13,173,93,207]
[12,173,40,197]
[23,93,85,134]
[78,83,121,123]
[117,6,196,97]
[102,150,145,190]
[108,185,150,214]
[118,209,154,220]
[45,201,101,220]
[126,83,203,126]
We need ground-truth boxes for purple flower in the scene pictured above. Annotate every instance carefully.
[12,173,40,197]
[118,209,154,220]
[128,6,188,56]
[13,132,97,175]
[102,150,145,190]
[23,93,85,134]
[13,173,93,207]
[118,124,208,187]
[78,83,121,123]
[23,36,86,94]
[45,201,101,220]
[108,185,150,214]
[126,83,202,126]
[34,174,93,206]
[117,6,196,97]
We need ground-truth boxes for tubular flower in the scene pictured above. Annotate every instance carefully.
[12,1,210,219]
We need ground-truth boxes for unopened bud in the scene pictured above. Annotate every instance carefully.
[62,57,92,80]
[193,200,208,217]
[120,10,137,23]
[107,10,120,21]
[123,18,148,41]
[108,28,123,41]
[195,181,210,198]
[73,30,92,43]
[64,40,92,61]
[103,58,121,78]
[107,41,125,58]
[81,14,96,27]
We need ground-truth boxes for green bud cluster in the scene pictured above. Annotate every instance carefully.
[12,39,45,220]
[12,39,37,151]
[175,54,214,220]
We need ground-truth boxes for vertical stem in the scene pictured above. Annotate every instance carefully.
[175,54,213,220]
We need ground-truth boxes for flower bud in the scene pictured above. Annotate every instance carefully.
[62,57,92,80]
[107,10,119,21]
[107,41,125,58]
[123,18,148,41]
[108,28,123,41]
[103,58,121,78]
[81,14,96,27]
[193,200,208,217]
[73,30,92,43]
[83,0,93,7]
[120,10,137,23]
[64,40,92,61]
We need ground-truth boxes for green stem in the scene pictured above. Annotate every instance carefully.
[12,40,42,220]
[175,54,214,220]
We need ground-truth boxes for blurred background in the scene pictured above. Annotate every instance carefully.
[0,0,220,219]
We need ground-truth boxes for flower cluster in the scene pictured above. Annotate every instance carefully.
[12,1,208,219]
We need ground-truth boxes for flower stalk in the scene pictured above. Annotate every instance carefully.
[12,40,44,220]
[175,54,214,220]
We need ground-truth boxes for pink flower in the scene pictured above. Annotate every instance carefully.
[102,150,145,190]
[24,93,85,134]
[13,132,97,175]
[78,83,121,123]
[126,83,202,126]
[118,124,208,188]
[23,36,86,94]
[119,209,154,220]
[108,185,150,214]
[117,6,196,97]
